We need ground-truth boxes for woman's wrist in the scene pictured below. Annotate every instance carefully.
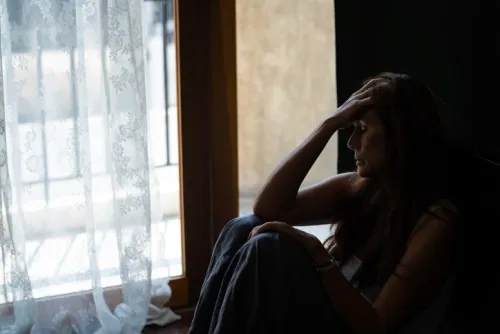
[311,245,333,266]
[312,257,338,272]
[321,116,343,132]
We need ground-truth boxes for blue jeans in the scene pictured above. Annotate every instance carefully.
[188,214,349,334]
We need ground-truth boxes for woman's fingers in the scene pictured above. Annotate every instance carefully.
[336,96,374,129]
[356,78,383,95]
[248,221,299,240]
[354,96,374,108]
[349,78,382,102]
[329,78,382,128]
[353,88,374,100]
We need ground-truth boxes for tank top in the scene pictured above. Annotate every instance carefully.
[337,199,460,333]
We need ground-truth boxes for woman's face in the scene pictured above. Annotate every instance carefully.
[347,109,387,177]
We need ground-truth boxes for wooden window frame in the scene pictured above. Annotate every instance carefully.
[174,0,238,308]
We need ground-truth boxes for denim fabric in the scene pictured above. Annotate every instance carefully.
[188,214,349,334]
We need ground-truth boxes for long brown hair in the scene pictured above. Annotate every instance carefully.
[326,72,451,283]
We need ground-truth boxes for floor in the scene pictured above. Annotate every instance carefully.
[143,309,193,334]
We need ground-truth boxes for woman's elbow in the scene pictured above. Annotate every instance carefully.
[252,204,275,222]
[252,202,288,222]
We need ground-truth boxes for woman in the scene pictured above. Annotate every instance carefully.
[189,73,461,334]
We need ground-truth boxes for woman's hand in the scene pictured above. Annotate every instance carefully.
[328,78,381,129]
[248,221,331,264]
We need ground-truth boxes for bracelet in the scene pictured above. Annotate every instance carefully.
[312,257,339,272]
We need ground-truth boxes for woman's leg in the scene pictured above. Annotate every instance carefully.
[209,230,347,334]
[189,214,266,334]
[189,215,348,334]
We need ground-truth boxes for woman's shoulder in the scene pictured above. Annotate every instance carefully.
[410,198,461,240]
[427,198,461,223]
[340,172,370,196]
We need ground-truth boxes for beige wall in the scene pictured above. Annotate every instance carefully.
[236,0,338,198]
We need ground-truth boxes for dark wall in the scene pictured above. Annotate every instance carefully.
[335,0,497,172]
[334,1,497,331]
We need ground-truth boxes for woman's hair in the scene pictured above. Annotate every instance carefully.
[325,72,452,284]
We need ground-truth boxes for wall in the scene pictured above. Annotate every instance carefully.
[236,0,338,199]
[334,0,499,171]
[334,1,497,330]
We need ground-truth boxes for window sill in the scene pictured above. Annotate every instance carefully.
[0,276,188,318]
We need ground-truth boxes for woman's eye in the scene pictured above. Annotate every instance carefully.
[351,124,366,134]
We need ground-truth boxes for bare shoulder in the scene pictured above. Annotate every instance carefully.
[276,172,369,224]
[410,198,461,239]
[328,171,368,197]
[400,199,461,271]
[347,172,370,196]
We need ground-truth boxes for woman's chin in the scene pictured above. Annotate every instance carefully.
[356,165,370,178]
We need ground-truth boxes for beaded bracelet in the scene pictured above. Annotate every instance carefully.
[312,257,339,272]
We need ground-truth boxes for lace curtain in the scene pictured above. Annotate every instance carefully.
[0,0,179,332]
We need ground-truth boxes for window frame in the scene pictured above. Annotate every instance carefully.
[174,0,238,307]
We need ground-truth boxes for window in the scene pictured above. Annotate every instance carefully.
[1,0,185,305]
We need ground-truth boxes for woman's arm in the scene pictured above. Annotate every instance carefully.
[316,207,458,334]
[252,118,361,225]
[253,80,378,224]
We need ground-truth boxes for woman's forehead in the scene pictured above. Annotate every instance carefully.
[360,108,381,123]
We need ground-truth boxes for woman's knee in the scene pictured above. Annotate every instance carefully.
[218,214,266,240]
[213,214,267,251]
[244,231,307,260]
[239,231,282,259]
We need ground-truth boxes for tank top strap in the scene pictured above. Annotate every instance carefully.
[409,199,460,240]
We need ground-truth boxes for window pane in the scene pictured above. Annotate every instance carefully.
[1,0,182,300]
[236,0,336,242]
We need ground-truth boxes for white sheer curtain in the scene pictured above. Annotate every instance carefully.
[0,0,179,332]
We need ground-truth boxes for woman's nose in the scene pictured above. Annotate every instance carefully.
[347,132,359,151]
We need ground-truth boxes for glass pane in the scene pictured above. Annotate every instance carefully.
[1,0,182,300]
[144,0,183,280]
[236,0,336,242]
